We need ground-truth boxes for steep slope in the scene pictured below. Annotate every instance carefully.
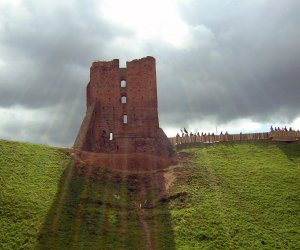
[0,140,299,249]
[36,158,175,250]
[0,140,71,249]
[169,141,300,249]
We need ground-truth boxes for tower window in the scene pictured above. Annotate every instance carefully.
[121,80,126,88]
[123,115,128,124]
[121,96,127,104]
[109,132,113,140]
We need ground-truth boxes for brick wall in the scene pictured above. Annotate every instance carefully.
[74,57,173,157]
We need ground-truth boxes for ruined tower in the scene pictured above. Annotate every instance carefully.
[74,56,172,157]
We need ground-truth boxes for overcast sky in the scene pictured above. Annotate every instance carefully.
[0,0,299,147]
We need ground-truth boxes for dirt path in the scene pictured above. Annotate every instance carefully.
[163,167,176,191]
[138,206,153,250]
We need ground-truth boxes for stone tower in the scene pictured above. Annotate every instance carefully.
[74,56,172,157]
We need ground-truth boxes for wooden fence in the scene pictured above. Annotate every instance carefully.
[168,130,300,146]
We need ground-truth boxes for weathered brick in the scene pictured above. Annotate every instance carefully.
[74,56,173,157]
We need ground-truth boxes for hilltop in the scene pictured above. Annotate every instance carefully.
[0,139,299,249]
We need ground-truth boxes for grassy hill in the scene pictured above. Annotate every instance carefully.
[0,139,299,249]
[0,140,71,249]
[171,142,300,249]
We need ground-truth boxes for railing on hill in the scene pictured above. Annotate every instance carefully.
[168,130,300,146]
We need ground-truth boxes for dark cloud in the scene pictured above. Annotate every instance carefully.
[157,0,300,126]
[0,0,130,145]
[0,0,299,146]
[0,0,129,108]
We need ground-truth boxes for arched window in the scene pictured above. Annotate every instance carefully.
[123,114,128,124]
[121,96,127,104]
[120,80,126,88]
[109,132,113,140]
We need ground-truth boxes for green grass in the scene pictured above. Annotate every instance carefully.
[169,141,300,249]
[0,140,71,250]
[36,165,175,249]
[38,168,143,249]
[0,139,174,250]
[0,139,299,249]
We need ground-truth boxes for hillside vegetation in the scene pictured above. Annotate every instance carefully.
[170,141,300,249]
[0,139,299,249]
[0,140,71,249]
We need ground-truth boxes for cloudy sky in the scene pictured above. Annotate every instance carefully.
[0,0,299,147]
